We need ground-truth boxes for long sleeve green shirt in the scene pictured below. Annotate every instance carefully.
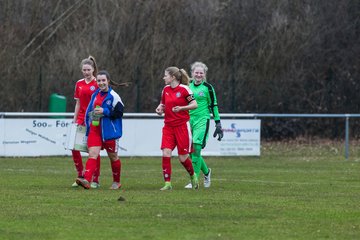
[189,79,221,123]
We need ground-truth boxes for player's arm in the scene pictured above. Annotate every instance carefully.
[207,84,221,122]
[172,94,197,112]
[73,81,81,123]
[100,93,124,119]
[156,88,166,115]
[184,96,198,111]
[207,83,223,141]
[108,101,124,119]
[156,103,165,115]
[73,98,80,123]
[98,101,123,119]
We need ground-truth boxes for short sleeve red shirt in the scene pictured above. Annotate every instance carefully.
[89,91,108,137]
[92,91,108,109]
[74,78,98,125]
[161,84,195,127]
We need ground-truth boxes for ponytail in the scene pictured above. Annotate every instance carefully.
[178,68,189,85]
[165,66,190,86]
[88,56,98,77]
[97,70,131,87]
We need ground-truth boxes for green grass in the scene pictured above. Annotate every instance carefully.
[1,142,360,239]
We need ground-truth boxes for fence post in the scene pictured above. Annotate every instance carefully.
[345,116,349,160]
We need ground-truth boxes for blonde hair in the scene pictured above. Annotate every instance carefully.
[190,61,208,80]
[165,66,190,85]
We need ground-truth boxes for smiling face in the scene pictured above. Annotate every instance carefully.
[96,74,109,92]
[192,66,206,84]
[82,64,94,81]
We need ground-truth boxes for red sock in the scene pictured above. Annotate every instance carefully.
[111,159,121,183]
[181,157,194,176]
[162,156,171,182]
[84,158,97,182]
[72,150,83,177]
[92,155,101,183]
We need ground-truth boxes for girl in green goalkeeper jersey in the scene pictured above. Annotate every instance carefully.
[185,61,223,189]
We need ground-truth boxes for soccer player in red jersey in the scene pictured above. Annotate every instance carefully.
[76,70,124,190]
[155,66,199,190]
[71,56,101,188]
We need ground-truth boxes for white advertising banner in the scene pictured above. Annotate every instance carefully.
[204,119,261,156]
[0,119,5,155]
[0,118,260,157]
[1,119,71,156]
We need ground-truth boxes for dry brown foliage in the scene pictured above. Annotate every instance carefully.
[0,0,359,138]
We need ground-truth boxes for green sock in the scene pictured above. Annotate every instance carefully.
[200,157,209,176]
[191,144,202,177]
[193,144,209,176]
[193,143,209,175]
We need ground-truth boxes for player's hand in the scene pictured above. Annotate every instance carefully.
[213,122,223,141]
[156,104,164,115]
[88,111,102,119]
[94,107,103,115]
[172,106,181,112]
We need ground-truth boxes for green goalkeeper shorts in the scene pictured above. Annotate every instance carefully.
[190,117,210,148]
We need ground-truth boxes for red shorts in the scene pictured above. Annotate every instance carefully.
[87,125,118,153]
[161,122,193,155]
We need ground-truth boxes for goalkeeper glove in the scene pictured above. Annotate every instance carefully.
[213,122,223,141]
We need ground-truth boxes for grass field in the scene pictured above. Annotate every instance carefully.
[1,142,360,239]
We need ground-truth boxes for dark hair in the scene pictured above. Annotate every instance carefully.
[80,55,98,77]
[165,66,190,85]
[97,70,111,80]
[97,70,131,87]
